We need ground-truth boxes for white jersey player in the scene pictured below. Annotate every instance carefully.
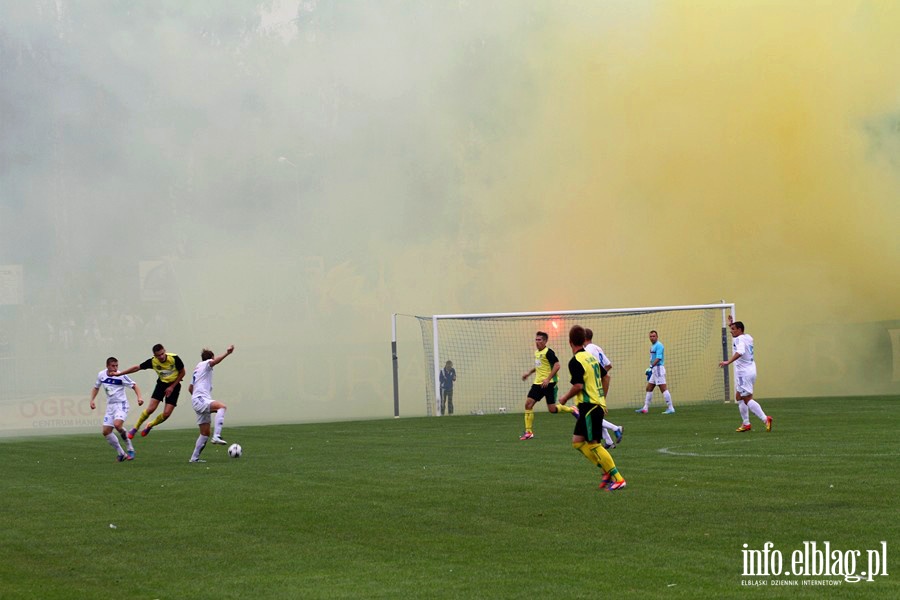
[584,328,623,449]
[720,317,772,433]
[90,357,143,461]
[188,345,234,462]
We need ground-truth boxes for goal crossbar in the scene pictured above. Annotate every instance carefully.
[433,303,734,320]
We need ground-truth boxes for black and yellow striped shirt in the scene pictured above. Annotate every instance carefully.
[567,349,606,411]
[139,353,184,384]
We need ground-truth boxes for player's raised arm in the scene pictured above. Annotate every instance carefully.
[209,345,235,367]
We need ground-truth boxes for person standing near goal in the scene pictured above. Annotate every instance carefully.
[558,325,626,491]
[439,360,456,416]
[584,328,623,448]
[636,330,675,414]
[188,345,234,463]
[720,317,772,432]
[519,331,574,440]
[90,357,143,462]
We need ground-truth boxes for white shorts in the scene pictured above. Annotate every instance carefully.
[103,403,128,427]
[192,396,213,425]
[648,365,667,386]
[735,372,756,396]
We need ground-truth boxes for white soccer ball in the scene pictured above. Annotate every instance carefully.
[498,407,508,414]
[228,443,242,458]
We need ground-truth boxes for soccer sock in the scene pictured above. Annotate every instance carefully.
[588,443,624,482]
[133,410,150,430]
[214,408,226,438]
[602,428,614,446]
[147,412,170,428]
[747,400,767,421]
[574,442,599,466]
[663,390,673,406]
[602,419,618,430]
[739,401,750,424]
[557,403,575,414]
[644,392,653,409]
[191,435,208,461]
[105,433,124,456]
[524,410,534,433]
[118,429,134,451]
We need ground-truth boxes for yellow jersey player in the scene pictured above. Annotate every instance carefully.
[116,343,186,439]
[519,331,575,440]
[558,325,626,491]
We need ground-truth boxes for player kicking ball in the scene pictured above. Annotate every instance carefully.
[188,345,234,463]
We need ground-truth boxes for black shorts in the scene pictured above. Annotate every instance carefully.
[574,403,607,441]
[152,380,181,406]
[527,383,558,404]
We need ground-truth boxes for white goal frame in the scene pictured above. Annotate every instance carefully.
[392,302,736,417]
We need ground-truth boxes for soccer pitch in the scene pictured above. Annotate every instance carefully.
[1,396,897,599]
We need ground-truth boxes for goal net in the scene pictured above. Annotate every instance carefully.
[402,303,733,416]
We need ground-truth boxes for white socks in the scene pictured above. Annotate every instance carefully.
[747,400,767,421]
[117,428,134,452]
[663,390,673,407]
[602,419,619,431]
[214,408,226,438]
[105,432,124,456]
[643,392,653,409]
[191,434,209,461]
[739,401,750,425]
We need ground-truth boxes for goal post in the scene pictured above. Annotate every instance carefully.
[394,303,735,417]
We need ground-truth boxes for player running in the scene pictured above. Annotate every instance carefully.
[90,357,143,462]
[558,325,627,491]
[519,331,576,440]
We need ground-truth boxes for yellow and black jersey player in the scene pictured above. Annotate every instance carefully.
[558,325,627,491]
[115,343,186,439]
[519,331,577,440]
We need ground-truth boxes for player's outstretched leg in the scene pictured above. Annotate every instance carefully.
[128,410,150,438]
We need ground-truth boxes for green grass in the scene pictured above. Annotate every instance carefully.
[1,396,898,599]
